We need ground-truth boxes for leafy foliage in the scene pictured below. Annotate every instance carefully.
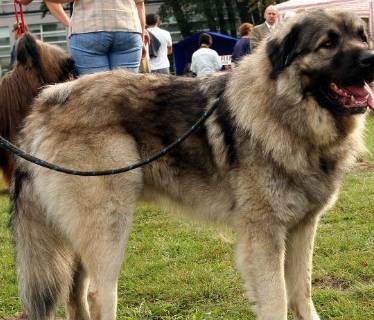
[160,0,285,37]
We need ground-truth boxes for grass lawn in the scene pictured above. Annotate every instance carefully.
[365,115,374,161]
[0,116,373,319]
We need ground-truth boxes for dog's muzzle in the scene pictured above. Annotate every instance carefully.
[359,50,374,69]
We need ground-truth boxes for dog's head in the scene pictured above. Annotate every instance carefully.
[267,10,374,115]
[16,33,78,84]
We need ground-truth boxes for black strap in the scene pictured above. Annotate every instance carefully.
[0,95,222,176]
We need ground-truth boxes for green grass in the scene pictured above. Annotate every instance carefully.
[0,118,373,319]
[365,115,374,161]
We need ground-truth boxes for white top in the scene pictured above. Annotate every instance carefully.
[191,47,222,77]
[148,26,172,71]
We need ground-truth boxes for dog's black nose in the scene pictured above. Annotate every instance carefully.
[360,51,374,69]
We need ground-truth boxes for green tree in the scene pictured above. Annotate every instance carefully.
[215,0,228,35]
[235,0,250,23]
[159,0,196,37]
[160,0,286,38]
[225,0,238,36]
[199,0,218,32]
[160,0,238,37]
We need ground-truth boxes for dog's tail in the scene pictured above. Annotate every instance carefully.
[10,168,74,319]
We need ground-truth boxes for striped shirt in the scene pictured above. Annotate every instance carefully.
[70,0,144,35]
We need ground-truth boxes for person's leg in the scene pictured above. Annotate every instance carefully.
[151,68,170,74]
[109,32,142,73]
[69,32,111,75]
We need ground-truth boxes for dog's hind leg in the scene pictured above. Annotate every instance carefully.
[66,261,90,320]
[285,216,321,320]
[236,218,288,320]
[47,132,142,320]
[11,168,75,320]
[83,236,129,320]
[67,191,137,320]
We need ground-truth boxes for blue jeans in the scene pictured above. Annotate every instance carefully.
[69,31,143,75]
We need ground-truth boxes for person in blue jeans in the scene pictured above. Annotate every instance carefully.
[69,31,144,74]
[21,0,148,75]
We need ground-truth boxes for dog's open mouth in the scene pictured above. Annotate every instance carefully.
[327,82,374,113]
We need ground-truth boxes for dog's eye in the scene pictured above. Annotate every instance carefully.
[318,32,339,50]
[320,41,334,49]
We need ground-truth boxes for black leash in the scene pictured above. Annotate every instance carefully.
[0,96,222,176]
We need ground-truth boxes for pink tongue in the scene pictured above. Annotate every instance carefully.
[347,83,374,110]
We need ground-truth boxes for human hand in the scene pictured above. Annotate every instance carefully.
[143,29,150,46]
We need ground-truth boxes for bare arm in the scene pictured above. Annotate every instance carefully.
[136,1,149,45]
[167,32,173,55]
[45,2,70,27]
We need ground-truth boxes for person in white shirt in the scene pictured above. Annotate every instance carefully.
[146,13,173,74]
[191,33,222,77]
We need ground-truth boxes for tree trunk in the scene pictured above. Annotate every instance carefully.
[168,0,193,37]
[235,0,250,23]
[224,0,238,37]
[202,1,217,32]
[215,0,228,34]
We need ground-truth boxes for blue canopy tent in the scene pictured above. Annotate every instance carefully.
[173,32,237,75]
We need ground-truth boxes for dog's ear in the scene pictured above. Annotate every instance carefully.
[60,57,79,80]
[16,32,45,83]
[266,24,303,79]
[16,33,42,69]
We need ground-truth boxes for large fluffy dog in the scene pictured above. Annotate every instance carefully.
[0,33,77,184]
[11,10,374,320]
